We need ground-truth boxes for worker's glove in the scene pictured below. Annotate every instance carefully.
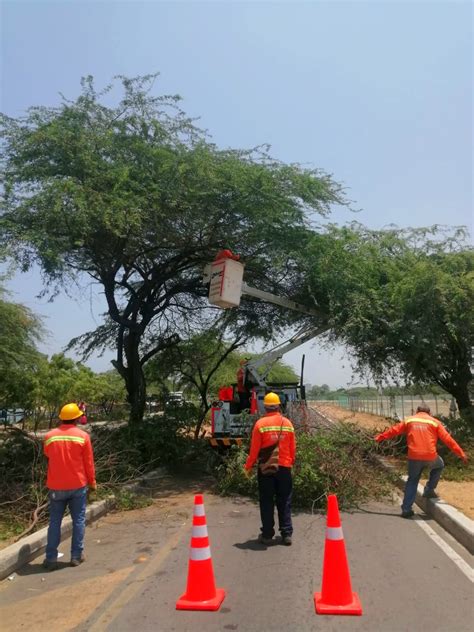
[88,483,97,501]
[461,455,469,464]
[242,467,252,479]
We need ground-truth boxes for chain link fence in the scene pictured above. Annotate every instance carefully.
[310,394,458,421]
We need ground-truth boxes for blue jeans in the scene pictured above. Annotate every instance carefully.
[402,456,444,513]
[45,487,87,561]
[257,466,293,538]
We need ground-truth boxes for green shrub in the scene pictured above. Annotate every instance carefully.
[113,490,153,512]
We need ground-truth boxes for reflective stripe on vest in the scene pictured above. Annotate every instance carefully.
[326,526,344,541]
[259,426,294,433]
[405,417,438,428]
[45,435,86,446]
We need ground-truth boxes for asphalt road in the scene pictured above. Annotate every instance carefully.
[0,482,472,632]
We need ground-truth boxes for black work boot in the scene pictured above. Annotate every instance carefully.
[42,559,59,571]
[258,534,273,545]
[70,553,86,567]
[401,510,414,519]
[281,535,292,546]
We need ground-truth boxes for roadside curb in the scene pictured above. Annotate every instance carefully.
[0,467,168,581]
[0,496,115,581]
[377,456,474,554]
[310,405,474,554]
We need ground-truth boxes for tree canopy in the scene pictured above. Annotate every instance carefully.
[298,224,474,422]
[0,286,44,408]
[1,74,344,423]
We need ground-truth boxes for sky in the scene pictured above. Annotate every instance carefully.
[1,0,472,388]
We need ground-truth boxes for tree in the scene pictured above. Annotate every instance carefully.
[300,224,474,423]
[1,75,344,424]
[146,331,300,438]
[0,286,44,409]
[146,329,246,437]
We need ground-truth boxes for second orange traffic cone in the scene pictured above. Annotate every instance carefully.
[314,494,362,615]
[176,494,226,611]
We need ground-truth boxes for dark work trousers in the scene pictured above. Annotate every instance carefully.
[257,466,293,538]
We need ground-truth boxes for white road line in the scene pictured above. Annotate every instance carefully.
[413,517,473,583]
[393,492,473,582]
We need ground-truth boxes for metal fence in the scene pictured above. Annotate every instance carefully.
[310,394,458,420]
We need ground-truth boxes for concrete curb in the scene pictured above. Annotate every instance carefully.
[0,496,115,581]
[310,405,474,554]
[379,457,474,554]
[0,467,168,581]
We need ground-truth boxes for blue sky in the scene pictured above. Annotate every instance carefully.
[1,1,472,387]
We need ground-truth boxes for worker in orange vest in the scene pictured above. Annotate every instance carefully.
[375,405,468,518]
[236,358,251,411]
[244,392,296,545]
[42,403,97,570]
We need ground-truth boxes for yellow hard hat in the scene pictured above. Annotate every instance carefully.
[59,403,83,421]
[263,392,281,406]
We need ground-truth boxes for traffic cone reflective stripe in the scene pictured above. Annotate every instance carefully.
[176,494,226,611]
[314,495,362,616]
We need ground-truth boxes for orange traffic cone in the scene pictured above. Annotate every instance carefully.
[176,494,226,611]
[314,494,362,615]
[250,389,258,414]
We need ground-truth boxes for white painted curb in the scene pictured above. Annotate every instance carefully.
[0,496,115,581]
[379,457,474,554]
[310,405,474,554]
[0,467,168,581]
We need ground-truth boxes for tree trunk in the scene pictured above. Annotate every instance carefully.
[117,333,147,425]
[452,386,474,427]
[439,364,474,429]
[126,365,146,425]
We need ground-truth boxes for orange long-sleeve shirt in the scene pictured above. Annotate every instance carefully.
[375,412,466,461]
[44,424,96,490]
[245,411,296,470]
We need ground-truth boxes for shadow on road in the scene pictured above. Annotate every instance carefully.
[233,539,271,551]
[353,507,409,518]
[15,560,71,576]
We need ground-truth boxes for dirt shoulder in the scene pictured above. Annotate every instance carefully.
[312,403,474,520]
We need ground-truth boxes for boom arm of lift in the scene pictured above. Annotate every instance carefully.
[240,283,324,388]
[203,260,325,389]
[243,325,324,388]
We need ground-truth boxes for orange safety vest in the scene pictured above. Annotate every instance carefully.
[44,424,96,490]
[376,412,466,461]
[245,411,296,469]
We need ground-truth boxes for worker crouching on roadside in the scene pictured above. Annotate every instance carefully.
[243,392,296,545]
[375,405,468,519]
[42,403,97,571]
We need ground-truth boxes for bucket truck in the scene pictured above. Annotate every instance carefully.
[204,252,323,447]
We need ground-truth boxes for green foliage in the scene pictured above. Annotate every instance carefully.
[215,425,393,510]
[0,431,47,541]
[113,490,153,512]
[298,224,474,424]
[146,332,299,437]
[1,74,345,423]
[0,287,45,408]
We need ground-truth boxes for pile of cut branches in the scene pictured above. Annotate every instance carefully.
[215,422,394,510]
